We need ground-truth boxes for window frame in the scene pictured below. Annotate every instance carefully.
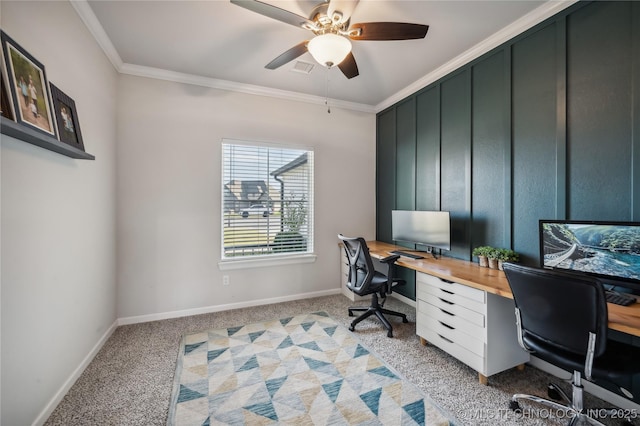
[218,139,316,270]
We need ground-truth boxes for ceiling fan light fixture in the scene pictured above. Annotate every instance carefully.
[307,33,352,68]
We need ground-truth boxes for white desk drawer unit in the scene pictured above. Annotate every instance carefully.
[416,272,529,384]
[418,301,485,345]
[418,282,485,327]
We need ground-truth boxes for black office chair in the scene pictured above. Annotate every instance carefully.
[503,262,640,425]
[339,234,408,337]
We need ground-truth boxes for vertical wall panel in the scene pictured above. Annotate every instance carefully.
[376,109,396,242]
[567,1,633,220]
[396,99,416,211]
[512,24,558,263]
[471,51,508,250]
[554,19,567,220]
[394,99,417,299]
[416,87,441,211]
[440,71,471,260]
[633,2,640,220]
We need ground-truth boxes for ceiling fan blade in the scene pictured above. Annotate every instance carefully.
[265,41,309,69]
[338,52,359,79]
[231,0,313,28]
[327,0,360,25]
[349,22,429,41]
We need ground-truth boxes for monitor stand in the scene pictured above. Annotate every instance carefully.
[605,283,640,297]
[424,246,439,259]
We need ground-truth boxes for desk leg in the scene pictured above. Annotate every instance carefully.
[419,337,428,346]
[516,364,525,371]
[478,373,488,385]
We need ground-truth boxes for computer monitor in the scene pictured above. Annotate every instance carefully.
[392,210,451,252]
[539,219,640,295]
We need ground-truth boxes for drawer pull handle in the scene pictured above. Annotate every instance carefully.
[440,308,454,316]
[441,279,454,284]
[439,321,455,330]
[438,334,454,344]
[440,288,454,295]
[439,297,454,305]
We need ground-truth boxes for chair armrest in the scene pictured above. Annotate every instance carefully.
[386,278,406,295]
[379,254,400,264]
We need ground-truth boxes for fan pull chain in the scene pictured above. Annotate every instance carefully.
[325,67,331,114]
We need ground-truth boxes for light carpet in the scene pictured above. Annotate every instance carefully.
[167,311,453,425]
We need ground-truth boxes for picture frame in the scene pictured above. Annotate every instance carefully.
[49,83,84,151]
[1,30,56,138]
[1,70,14,120]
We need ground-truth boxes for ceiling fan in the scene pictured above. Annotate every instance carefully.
[230,0,429,79]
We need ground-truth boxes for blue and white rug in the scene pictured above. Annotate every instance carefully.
[167,312,452,425]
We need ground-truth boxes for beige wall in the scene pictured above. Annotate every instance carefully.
[1,1,118,425]
[116,74,376,319]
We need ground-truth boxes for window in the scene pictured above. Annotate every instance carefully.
[222,140,314,260]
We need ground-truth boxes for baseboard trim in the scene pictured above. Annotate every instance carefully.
[117,288,342,326]
[528,356,640,411]
[32,320,119,426]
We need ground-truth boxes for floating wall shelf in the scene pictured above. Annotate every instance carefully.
[0,116,95,160]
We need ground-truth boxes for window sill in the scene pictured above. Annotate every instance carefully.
[218,253,317,270]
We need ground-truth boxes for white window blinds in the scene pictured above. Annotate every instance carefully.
[222,141,314,258]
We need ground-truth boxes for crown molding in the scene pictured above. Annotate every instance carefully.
[119,63,375,113]
[71,0,576,115]
[375,0,579,112]
[70,0,123,70]
[70,0,374,113]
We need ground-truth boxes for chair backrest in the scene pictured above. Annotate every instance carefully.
[502,262,608,359]
[338,234,376,295]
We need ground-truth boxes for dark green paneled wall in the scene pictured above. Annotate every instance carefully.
[377,0,640,265]
[416,87,440,211]
[471,51,509,250]
[376,109,396,243]
[567,1,633,220]
[396,99,416,212]
[375,0,640,402]
[511,22,559,264]
[440,71,471,260]
[394,99,418,299]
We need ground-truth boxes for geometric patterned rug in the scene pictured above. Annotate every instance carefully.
[167,312,453,425]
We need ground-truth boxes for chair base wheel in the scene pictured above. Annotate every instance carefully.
[547,385,562,401]
[346,296,406,337]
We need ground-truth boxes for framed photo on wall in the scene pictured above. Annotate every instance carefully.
[49,83,84,151]
[1,30,56,138]
[1,70,14,120]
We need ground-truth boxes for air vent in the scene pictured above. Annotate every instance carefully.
[291,61,314,74]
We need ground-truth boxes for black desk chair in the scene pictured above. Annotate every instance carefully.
[339,235,408,337]
[503,263,640,425]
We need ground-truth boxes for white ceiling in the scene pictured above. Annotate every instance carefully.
[81,0,574,111]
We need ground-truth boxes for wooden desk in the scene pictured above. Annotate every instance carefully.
[367,240,640,338]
